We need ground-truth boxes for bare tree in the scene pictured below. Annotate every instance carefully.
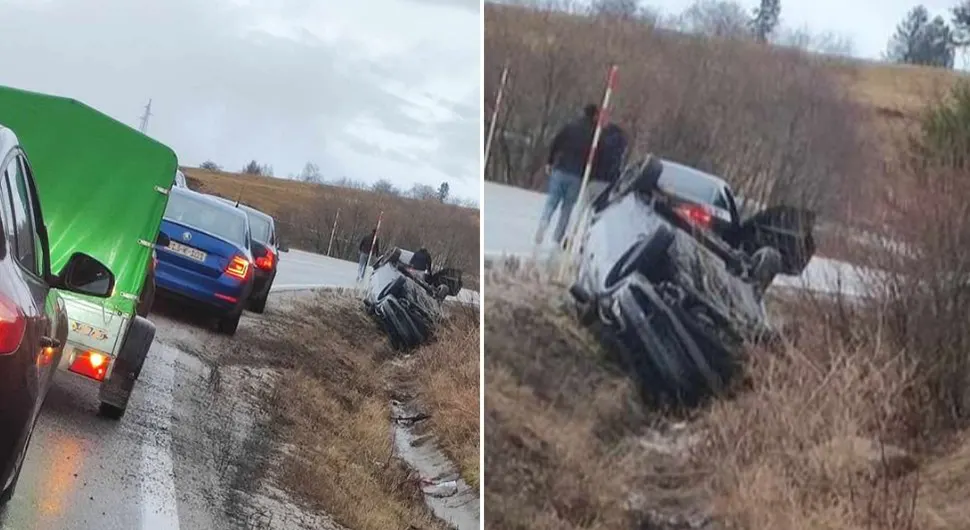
[371,179,400,196]
[299,162,323,183]
[676,0,750,38]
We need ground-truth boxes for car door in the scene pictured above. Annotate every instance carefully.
[1,153,56,416]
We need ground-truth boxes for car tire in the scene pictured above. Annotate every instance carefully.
[137,272,155,318]
[217,310,242,336]
[98,316,156,420]
[604,224,674,288]
[248,293,268,314]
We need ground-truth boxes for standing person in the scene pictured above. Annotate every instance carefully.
[357,228,381,281]
[584,121,629,208]
[535,103,599,246]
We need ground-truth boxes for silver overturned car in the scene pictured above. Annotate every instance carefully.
[570,155,816,405]
[363,247,463,350]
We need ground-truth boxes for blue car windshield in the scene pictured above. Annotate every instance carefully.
[164,193,247,247]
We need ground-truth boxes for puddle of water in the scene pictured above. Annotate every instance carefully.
[390,402,480,530]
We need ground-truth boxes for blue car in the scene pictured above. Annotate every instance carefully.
[154,187,254,335]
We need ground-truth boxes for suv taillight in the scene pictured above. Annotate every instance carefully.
[255,249,275,271]
[0,296,26,355]
[225,255,251,280]
[674,203,713,229]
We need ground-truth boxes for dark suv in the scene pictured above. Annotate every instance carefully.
[214,199,282,313]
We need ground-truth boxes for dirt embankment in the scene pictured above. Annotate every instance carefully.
[483,263,970,530]
[158,289,480,530]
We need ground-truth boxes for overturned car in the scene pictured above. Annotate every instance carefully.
[363,247,464,350]
[570,155,815,405]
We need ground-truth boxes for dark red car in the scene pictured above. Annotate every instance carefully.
[0,126,115,512]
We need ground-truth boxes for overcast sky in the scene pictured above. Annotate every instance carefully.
[0,0,482,204]
[648,0,959,60]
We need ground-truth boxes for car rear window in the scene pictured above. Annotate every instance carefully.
[164,192,247,246]
[246,211,273,244]
[657,164,721,206]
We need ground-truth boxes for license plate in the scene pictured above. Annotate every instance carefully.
[168,241,207,262]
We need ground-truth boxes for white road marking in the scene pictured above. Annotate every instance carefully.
[139,344,180,530]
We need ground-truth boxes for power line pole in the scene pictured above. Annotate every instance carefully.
[138,99,153,134]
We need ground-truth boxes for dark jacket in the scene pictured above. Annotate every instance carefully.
[547,117,597,177]
[591,123,629,183]
[359,234,380,255]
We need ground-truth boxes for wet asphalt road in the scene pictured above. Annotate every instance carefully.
[0,250,367,530]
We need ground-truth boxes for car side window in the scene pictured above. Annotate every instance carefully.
[713,189,728,209]
[2,155,40,275]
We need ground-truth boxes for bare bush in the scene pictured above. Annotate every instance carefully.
[484,3,872,220]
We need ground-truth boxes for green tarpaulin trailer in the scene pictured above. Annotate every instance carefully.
[0,85,178,418]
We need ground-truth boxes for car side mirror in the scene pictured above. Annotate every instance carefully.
[156,232,171,247]
[52,252,115,298]
[278,242,289,253]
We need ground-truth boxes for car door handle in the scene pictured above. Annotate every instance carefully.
[40,336,61,349]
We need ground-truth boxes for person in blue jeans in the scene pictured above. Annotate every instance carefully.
[535,104,599,246]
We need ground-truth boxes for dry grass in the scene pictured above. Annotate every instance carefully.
[260,290,478,530]
[182,167,480,287]
[482,260,970,530]
[484,268,708,529]
[409,303,482,488]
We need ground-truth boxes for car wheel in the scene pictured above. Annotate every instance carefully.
[217,310,242,336]
[248,293,268,314]
[137,272,155,318]
[604,224,674,288]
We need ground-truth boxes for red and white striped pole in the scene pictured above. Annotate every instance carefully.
[326,208,340,256]
[364,210,384,277]
[560,65,619,276]
[484,62,510,177]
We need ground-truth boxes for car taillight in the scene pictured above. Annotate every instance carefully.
[255,250,275,271]
[68,349,109,381]
[0,295,26,355]
[225,255,251,280]
[674,203,713,229]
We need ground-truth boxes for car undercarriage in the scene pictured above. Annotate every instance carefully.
[363,247,463,350]
[570,155,815,406]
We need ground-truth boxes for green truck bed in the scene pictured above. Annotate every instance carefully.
[0,85,178,315]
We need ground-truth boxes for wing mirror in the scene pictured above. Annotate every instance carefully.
[52,252,115,298]
[278,241,289,253]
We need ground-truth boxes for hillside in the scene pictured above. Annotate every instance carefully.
[181,168,480,285]
[484,3,966,229]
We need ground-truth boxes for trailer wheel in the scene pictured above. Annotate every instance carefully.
[98,316,156,420]
[136,271,155,318]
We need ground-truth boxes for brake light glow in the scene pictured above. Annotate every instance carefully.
[674,203,713,229]
[0,296,26,355]
[255,250,275,271]
[68,349,109,381]
[225,255,251,280]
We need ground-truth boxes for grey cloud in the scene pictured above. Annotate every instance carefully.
[0,0,481,201]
